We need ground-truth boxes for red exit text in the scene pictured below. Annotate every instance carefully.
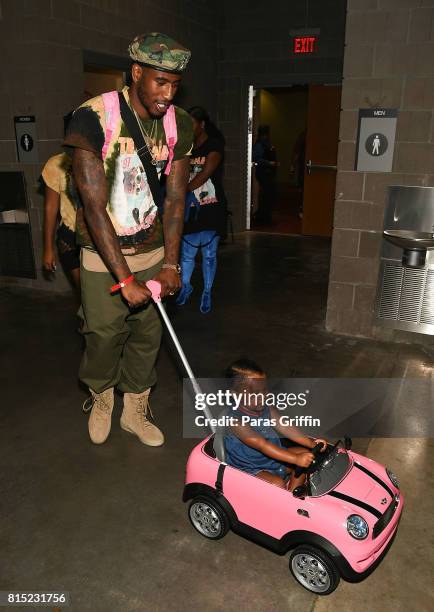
[293,36,317,54]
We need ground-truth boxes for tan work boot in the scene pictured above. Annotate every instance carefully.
[120,389,164,447]
[87,388,114,444]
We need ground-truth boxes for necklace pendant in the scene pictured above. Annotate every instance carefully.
[131,107,159,165]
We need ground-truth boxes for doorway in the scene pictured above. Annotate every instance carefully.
[63,64,126,133]
[247,84,341,237]
[83,65,125,99]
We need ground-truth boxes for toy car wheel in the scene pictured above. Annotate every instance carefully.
[289,545,340,595]
[188,497,229,540]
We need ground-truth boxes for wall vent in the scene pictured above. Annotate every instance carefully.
[377,262,434,334]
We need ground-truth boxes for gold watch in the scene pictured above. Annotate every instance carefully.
[162,263,181,274]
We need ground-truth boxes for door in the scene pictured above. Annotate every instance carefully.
[246,85,255,230]
[84,65,125,98]
[302,85,341,237]
[246,86,265,230]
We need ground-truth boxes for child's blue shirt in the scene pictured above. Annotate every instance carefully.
[224,405,285,475]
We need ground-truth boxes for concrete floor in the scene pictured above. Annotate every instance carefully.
[1,233,433,611]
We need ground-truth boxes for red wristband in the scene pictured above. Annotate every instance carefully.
[110,274,134,294]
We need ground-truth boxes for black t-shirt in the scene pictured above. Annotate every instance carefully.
[183,135,226,236]
[63,87,193,254]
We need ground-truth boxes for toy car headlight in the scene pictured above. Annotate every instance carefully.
[347,515,369,540]
[386,468,399,489]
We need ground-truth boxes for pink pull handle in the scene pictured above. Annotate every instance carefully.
[146,280,162,302]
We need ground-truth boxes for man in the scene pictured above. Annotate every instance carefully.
[65,33,193,446]
[252,125,278,225]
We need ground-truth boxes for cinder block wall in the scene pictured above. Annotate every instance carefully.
[0,0,221,291]
[326,0,434,338]
[217,0,347,231]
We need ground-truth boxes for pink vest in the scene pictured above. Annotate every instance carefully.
[101,90,177,175]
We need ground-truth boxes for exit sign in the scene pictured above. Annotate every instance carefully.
[293,36,318,54]
[290,28,320,56]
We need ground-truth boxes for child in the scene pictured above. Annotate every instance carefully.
[224,358,327,492]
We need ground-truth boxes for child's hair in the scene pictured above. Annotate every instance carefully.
[225,358,265,383]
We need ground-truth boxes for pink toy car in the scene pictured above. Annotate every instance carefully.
[142,283,403,596]
[183,436,403,595]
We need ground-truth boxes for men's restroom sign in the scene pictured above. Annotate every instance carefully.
[355,109,397,172]
[14,115,39,163]
[365,133,388,156]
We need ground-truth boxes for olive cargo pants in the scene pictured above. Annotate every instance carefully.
[79,261,162,394]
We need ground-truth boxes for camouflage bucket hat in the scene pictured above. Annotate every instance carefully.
[128,32,191,74]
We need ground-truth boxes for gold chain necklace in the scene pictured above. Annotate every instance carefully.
[131,106,158,165]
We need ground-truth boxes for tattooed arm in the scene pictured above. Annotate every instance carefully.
[72,148,151,306]
[154,156,190,297]
[73,149,128,278]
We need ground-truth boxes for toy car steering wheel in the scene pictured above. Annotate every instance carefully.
[293,442,325,478]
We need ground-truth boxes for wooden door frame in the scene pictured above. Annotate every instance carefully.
[244,78,342,232]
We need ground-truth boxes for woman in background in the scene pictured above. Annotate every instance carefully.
[42,152,80,295]
[176,106,226,314]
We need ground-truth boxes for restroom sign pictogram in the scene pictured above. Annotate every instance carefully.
[365,133,388,157]
[14,115,39,163]
[355,109,397,172]
[20,133,34,152]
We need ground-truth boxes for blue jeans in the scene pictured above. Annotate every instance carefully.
[179,231,219,290]
[177,231,220,312]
